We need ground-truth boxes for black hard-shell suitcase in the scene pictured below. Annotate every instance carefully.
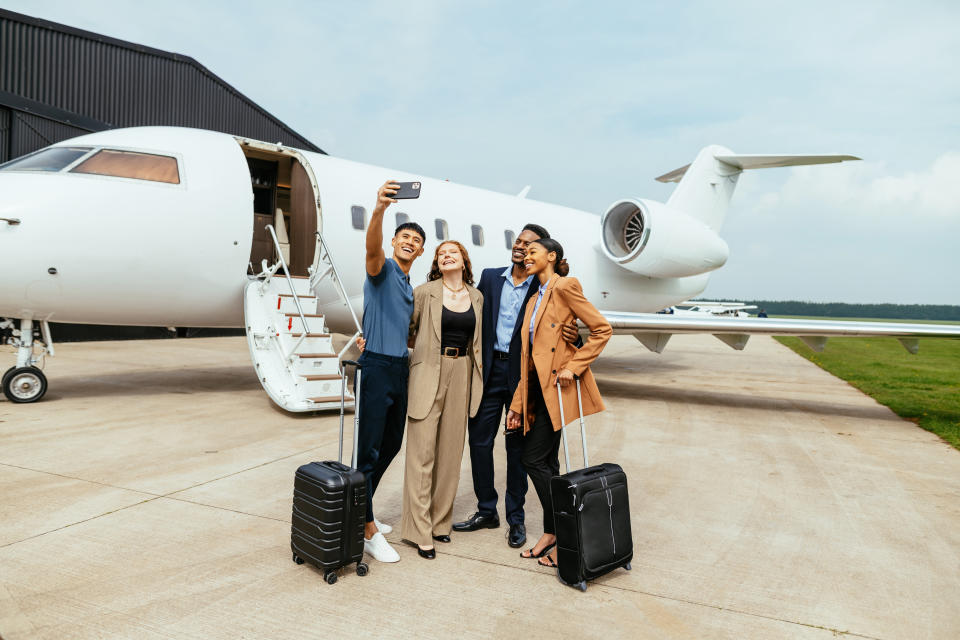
[290,359,368,584]
[550,378,633,591]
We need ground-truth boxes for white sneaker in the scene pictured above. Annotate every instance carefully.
[364,532,400,563]
[374,518,393,535]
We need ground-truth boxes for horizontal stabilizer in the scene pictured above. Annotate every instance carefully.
[714,154,860,170]
[655,164,691,183]
[654,153,860,183]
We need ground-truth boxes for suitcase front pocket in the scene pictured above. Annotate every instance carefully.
[580,481,631,573]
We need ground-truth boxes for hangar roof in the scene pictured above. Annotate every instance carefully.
[0,8,324,154]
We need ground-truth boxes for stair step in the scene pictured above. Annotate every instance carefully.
[278,294,316,298]
[296,353,338,358]
[309,395,353,404]
[302,374,342,381]
[290,333,331,338]
[284,313,324,318]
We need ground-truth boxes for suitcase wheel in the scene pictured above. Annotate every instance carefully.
[625,562,632,571]
[292,553,305,565]
[356,562,369,577]
[324,570,338,585]
[577,581,587,592]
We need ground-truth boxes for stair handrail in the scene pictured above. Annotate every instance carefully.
[265,224,311,361]
[313,231,364,360]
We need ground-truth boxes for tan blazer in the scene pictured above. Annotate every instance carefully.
[509,274,612,434]
[407,279,484,421]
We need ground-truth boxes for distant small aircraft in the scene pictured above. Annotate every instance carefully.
[666,301,758,318]
[1,127,957,408]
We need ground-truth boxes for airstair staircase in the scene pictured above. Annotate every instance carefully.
[244,226,362,413]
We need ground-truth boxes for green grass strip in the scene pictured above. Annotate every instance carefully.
[775,336,960,451]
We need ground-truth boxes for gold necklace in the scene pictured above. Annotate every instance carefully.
[442,281,466,294]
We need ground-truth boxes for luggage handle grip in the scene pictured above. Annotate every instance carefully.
[557,376,588,473]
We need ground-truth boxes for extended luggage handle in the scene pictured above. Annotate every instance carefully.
[557,376,589,473]
[339,360,362,468]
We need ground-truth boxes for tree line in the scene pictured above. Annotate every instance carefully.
[698,300,960,321]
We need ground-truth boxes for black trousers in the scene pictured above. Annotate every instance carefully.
[355,350,409,523]
[466,358,528,524]
[521,373,562,535]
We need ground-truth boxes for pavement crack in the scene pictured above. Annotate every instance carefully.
[0,496,163,549]
[0,461,163,497]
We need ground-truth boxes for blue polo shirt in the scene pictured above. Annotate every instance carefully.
[362,258,413,358]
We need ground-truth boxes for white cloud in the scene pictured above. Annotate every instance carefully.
[767,153,960,221]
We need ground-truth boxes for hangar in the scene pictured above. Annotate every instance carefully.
[0,8,324,339]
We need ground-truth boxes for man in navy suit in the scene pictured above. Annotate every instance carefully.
[453,223,577,547]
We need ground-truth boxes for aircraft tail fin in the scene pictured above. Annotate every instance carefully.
[657,146,860,232]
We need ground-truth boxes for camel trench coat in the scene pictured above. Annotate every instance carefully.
[407,279,484,421]
[509,274,612,434]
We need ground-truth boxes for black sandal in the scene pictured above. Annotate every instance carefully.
[520,541,556,559]
[538,554,557,568]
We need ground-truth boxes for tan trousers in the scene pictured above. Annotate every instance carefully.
[401,356,471,547]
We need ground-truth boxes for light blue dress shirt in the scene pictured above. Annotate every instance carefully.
[495,268,534,352]
[528,280,549,344]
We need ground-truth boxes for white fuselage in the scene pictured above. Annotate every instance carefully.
[0,127,709,330]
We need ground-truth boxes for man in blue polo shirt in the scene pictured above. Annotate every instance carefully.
[454,223,577,548]
[357,180,426,563]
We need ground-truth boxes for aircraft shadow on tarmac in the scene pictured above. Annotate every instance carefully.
[20,365,261,401]
[3,360,891,424]
[595,377,895,422]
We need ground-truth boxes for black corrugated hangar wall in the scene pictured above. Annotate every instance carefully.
[0,8,322,163]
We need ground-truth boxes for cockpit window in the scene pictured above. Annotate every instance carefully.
[0,147,93,172]
[71,149,180,184]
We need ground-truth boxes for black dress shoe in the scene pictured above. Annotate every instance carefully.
[417,546,436,559]
[452,512,501,532]
[432,534,451,543]
[507,523,527,548]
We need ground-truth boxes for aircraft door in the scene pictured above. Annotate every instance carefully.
[289,161,318,275]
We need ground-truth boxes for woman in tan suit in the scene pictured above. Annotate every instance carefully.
[506,237,612,569]
[402,240,484,559]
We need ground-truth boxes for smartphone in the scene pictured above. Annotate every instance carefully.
[392,181,421,200]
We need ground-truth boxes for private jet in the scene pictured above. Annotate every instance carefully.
[1,126,957,408]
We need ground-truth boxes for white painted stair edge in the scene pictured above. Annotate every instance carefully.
[244,276,353,413]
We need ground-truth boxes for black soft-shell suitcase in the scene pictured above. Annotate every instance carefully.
[290,360,368,585]
[551,378,633,591]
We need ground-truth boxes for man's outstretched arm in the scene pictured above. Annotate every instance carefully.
[366,180,399,276]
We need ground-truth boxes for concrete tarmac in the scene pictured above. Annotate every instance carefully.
[1,335,958,639]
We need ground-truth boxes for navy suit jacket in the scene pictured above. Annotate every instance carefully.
[477,266,539,393]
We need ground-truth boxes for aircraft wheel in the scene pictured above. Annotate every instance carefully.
[2,366,47,403]
[1,367,15,389]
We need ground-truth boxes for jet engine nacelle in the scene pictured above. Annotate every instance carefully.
[600,198,729,278]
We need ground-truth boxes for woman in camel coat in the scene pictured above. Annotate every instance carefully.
[506,237,612,569]
[402,240,483,558]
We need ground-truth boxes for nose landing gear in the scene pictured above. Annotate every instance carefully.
[1,318,53,404]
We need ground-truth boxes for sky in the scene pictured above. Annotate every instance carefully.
[6,0,959,304]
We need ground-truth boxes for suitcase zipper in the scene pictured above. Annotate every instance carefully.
[600,476,616,555]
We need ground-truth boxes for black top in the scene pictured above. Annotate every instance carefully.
[441,306,475,352]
